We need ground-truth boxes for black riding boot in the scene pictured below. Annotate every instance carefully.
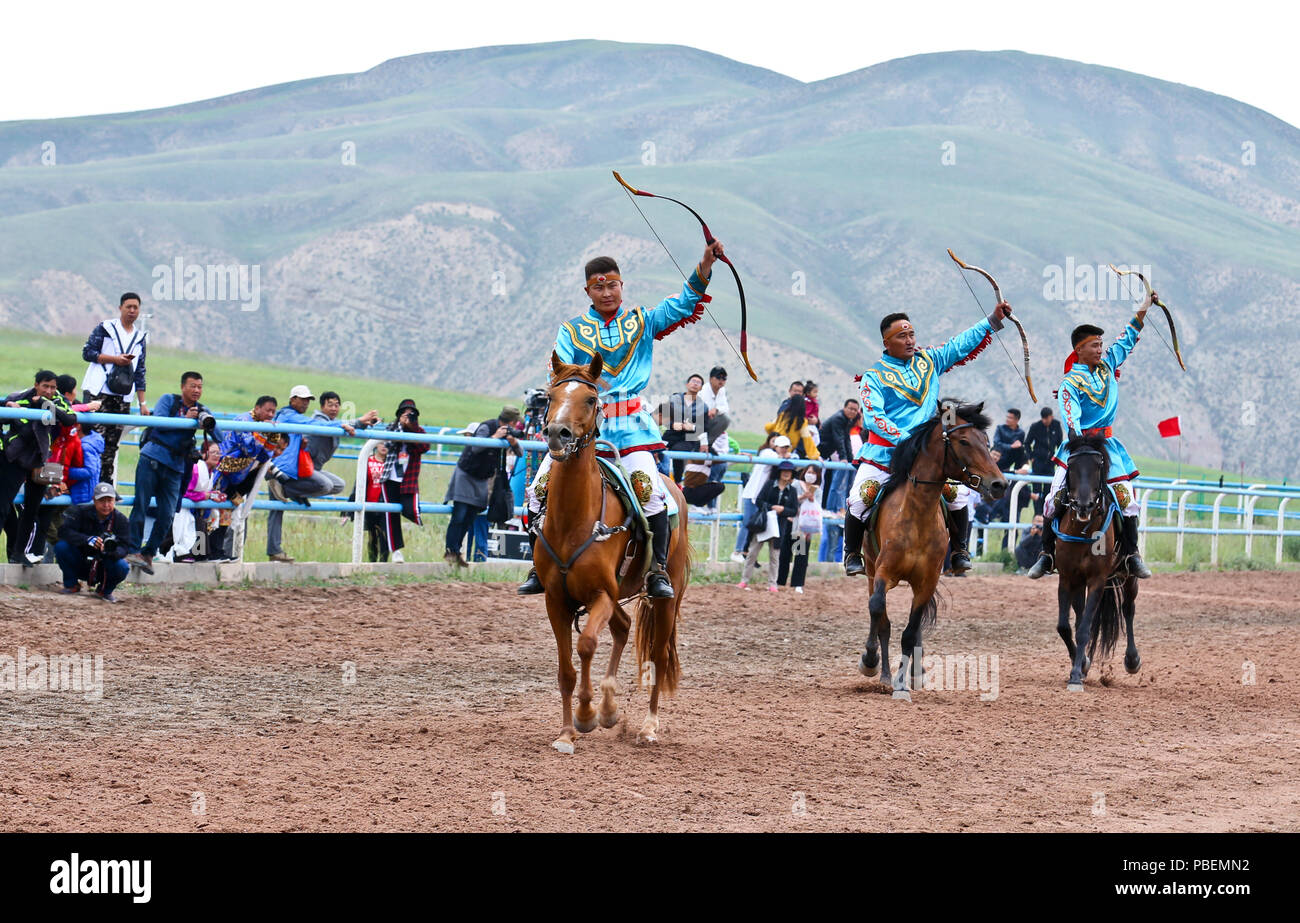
[1027,517,1055,579]
[1120,515,1152,578]
[517,531,544,595]
[646,510,674,598]
[843,511,867,577]
[947,505,972,575]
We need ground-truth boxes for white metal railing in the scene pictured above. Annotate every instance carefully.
[4,405,1298,569]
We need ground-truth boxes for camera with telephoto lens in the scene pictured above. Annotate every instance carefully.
[94,533,118,557]
[196,409,217,435]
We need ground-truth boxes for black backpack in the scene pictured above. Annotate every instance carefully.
[456,420,499,480]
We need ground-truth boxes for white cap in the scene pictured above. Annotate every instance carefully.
[772,435,792,447]
[289,385,315,400]
[459,421,478,435]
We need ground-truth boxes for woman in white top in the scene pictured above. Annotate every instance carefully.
[729,434,793,562]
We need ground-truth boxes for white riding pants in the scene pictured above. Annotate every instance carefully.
[527,449,667,516]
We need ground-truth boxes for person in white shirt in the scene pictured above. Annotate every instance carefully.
[730,434,792,563]
[700,366,732,488]
[80,292,149,486]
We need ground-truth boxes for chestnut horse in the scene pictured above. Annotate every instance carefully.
[1052,434,1140,691]
[535,352,691,753]
[855,401,1007,700]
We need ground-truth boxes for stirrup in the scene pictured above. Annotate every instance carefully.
[949,548,972,574]
[843,553,866,577]
[1126,553,1153,579]
[517,569,544,595]
[1027,553,1054,579]
[646,567,674,598]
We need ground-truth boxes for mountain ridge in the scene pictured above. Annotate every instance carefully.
[1,41,1297,476]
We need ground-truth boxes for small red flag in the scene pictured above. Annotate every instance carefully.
[1157,416,1181,438]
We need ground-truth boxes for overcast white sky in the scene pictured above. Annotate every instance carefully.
[3,0,1295,128]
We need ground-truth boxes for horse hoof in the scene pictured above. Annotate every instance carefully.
[858,653,879,678]
[573,714,597,734]
[598,710,621,729]
[892,690,912,702]
[636,731,658,745]
[1066,682,1084,693]
[552,739,575,755]
[1125,654,1141,675]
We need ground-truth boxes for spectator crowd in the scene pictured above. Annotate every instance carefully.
[2,293,1051,602]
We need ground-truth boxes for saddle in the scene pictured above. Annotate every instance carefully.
[863,480,956,559]
[593,445,678,586]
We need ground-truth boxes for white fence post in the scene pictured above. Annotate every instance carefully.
[1175,490,1192,564]
[1137,490,1150,558]
[1277,499,1291,566]
[1210,493,1226,566]
[352,440,379,564]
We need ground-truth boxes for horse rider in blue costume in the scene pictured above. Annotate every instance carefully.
[1027,289,1160,580]
[843,303,1014,578]
[517,245,723,598]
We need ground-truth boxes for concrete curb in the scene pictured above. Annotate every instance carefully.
[1,558,1009,586]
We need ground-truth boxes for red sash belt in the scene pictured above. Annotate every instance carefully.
[1081,426,1113,438]
[602,398,642,417]
[867,431,897,447]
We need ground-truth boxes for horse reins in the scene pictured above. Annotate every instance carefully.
[907,421,986,492]
[1055,446,1118,544]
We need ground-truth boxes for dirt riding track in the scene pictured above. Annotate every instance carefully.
[2,571,1298,832]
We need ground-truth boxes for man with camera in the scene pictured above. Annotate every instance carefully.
[55,482,131,602]
[80,292,149,486]
[125,371,216,574]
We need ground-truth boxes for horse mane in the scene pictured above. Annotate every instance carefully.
[1064,432,1111,482]
[880,399,991,501]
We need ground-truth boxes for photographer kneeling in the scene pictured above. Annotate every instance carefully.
[55,482,131,602]
[126,371,217,575]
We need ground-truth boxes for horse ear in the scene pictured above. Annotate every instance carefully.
[550,351,564,377]
[971,401,985,414]
[587,353,603,381]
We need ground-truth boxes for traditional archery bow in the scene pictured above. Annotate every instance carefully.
[947,248,1037,404]
[612,170,758,382]
[1107,264,1186,372]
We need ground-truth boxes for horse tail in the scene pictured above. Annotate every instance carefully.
[634,514,689,697]
[634,595,681,696]
[1088,578,1124,660]
[918,592,939,633]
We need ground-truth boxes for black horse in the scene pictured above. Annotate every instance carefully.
[1051,434,1140,691]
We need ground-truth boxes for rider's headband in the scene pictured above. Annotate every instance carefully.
[884,319,914,339]
[586,272,622,286]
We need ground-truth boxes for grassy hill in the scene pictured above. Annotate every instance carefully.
[0,327,509,422]
[2,41,1299,477]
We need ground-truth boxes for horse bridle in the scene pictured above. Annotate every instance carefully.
[909,421,987,492]
[545,376,602,460]
[1065,446,1106,518]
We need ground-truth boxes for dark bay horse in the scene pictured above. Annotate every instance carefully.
[854,401,1007,701]
[535,352,691,752]
[1052,434,1140,691]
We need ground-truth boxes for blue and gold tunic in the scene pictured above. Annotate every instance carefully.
[855,318,994,471]
[1053,315,1143,482]
[553,266,710,454]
